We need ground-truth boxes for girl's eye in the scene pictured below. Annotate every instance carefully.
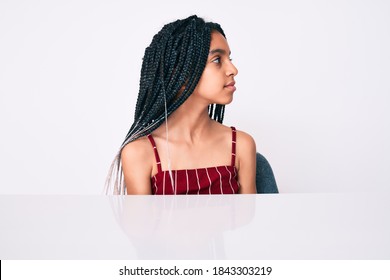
[212,57,221,64]
[212,57,233,64]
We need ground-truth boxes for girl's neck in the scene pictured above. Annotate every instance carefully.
[156,96,214,144]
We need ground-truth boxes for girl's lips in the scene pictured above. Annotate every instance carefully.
[225,81,235,87]
[225,81,236,91]
[225,85,236,91]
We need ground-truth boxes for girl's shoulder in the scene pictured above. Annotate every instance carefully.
[235,128,256,148]
[211,122,256,147]
[234,128,256,170]
[121,135,154,167]
[216,123,257,161]
[121,135,150,154]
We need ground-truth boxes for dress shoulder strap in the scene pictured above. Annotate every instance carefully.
[147,134,162,173]
[230,126,237,167]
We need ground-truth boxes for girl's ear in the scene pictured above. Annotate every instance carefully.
[174,80,188,101]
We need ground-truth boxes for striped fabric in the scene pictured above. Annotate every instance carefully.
[147,127,240,195]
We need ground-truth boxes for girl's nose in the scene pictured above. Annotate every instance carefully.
[226,61,238,76]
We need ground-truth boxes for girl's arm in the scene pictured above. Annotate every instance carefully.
[121,139,153,194]
[236,130,257,194]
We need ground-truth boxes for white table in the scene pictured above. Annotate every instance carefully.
[0,193,389,259]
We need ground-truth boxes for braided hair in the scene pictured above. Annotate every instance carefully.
[105,15,227,194]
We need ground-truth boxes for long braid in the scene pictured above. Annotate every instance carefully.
[105,15,227,195]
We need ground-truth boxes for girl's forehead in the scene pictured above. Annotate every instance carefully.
[209,32,231,55]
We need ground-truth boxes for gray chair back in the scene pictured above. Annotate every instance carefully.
[256,152,278,193]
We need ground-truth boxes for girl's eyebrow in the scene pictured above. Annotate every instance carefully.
[209,48,231,56]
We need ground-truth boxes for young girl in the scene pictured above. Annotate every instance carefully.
[106,15,256,195]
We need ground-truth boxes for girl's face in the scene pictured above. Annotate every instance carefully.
[192,31,238,105]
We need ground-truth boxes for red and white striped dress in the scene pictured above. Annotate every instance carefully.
[147,127,240,195]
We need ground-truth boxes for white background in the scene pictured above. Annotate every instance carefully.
[0,0,389,194]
